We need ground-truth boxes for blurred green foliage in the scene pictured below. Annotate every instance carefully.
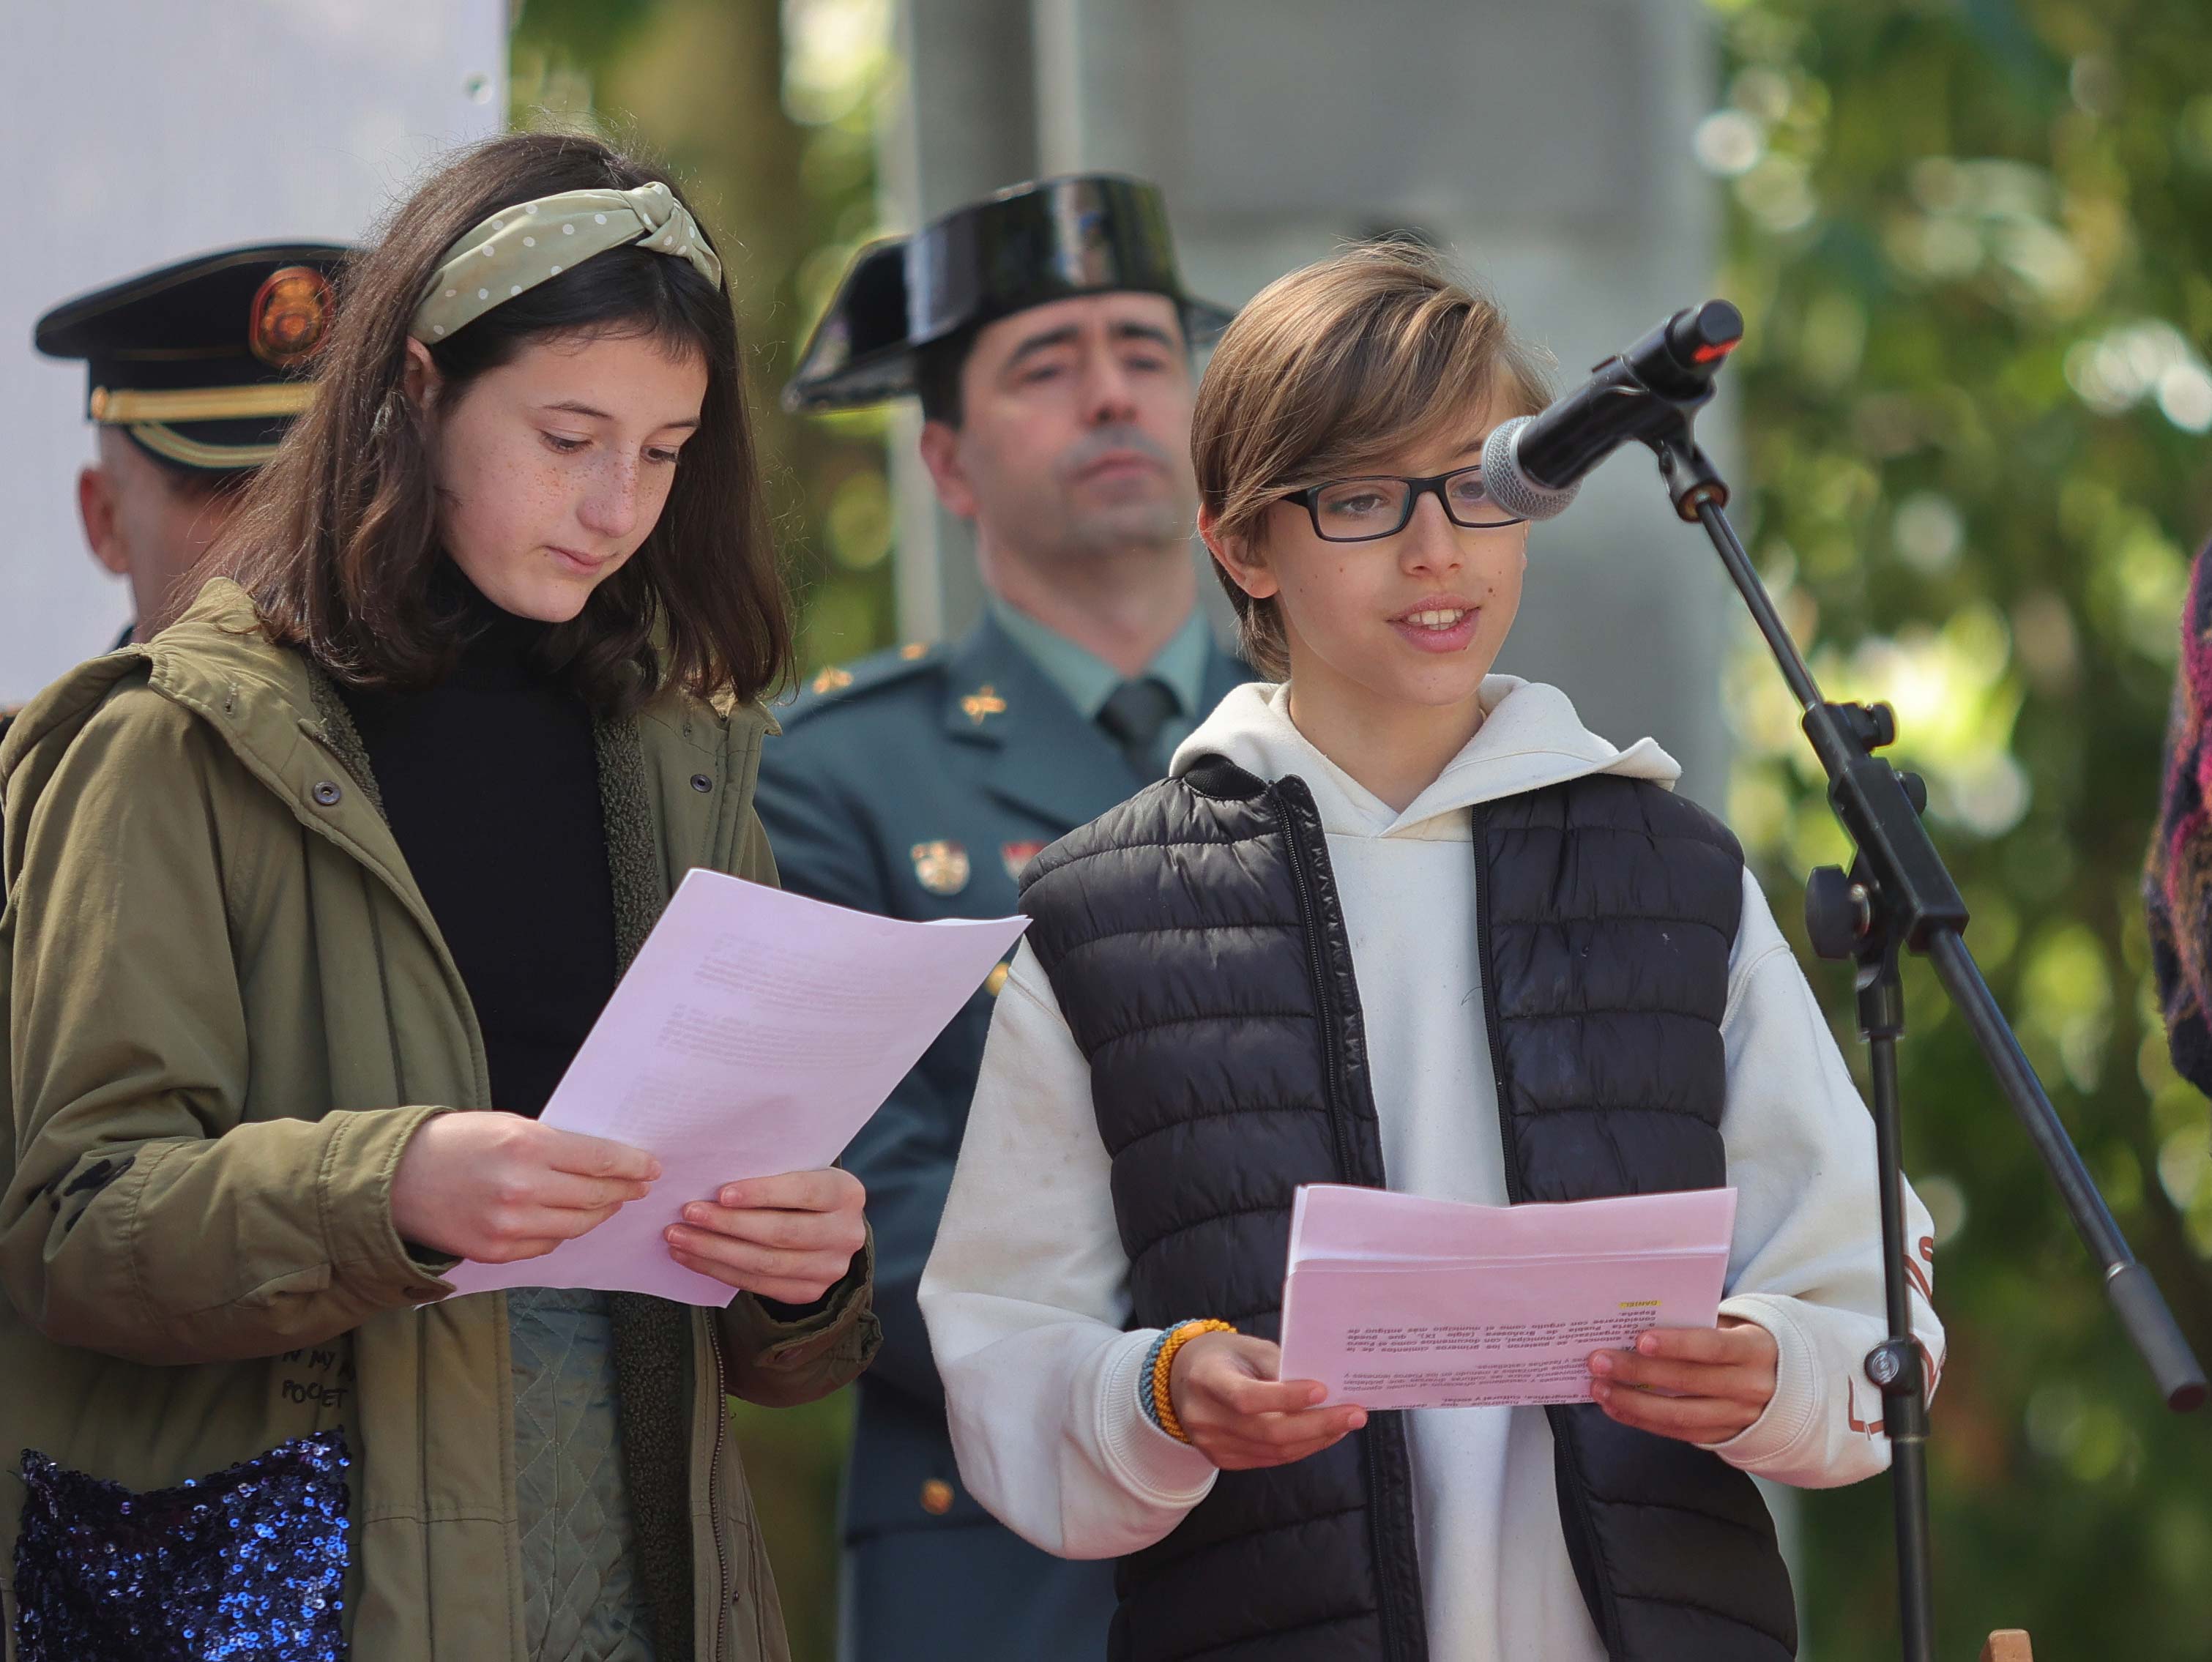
[512,0,904,688]
[509,5,893,1658]
[511,0,2212,1655]
[1705,0,2212,1654]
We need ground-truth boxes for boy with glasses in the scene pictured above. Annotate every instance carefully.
[921,242,1943,1662]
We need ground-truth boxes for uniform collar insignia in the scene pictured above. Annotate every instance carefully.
[960,684,1008,726]
[1001,840,1046,883]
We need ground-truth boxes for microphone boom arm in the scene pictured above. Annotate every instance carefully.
[1603,340,2208,1662]
[1483,300,1744,523]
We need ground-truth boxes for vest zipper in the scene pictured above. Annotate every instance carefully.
[1273,781,1404,1662]
[1274,787,1358,1184]
[1470,802,1623,1657]
[1470,802,1522,1205]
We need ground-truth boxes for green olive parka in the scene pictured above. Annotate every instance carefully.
[0,578,878,1661]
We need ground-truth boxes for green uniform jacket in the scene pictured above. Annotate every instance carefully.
[756,614,1247,1662]
[0,578,879,1662]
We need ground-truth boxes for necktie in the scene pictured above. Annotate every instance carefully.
[1097,676,1180,780]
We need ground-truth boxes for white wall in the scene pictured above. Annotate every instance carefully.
[2,0,508,704]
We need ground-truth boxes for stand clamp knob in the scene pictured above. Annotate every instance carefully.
[1865,1338,1921,1393]
[1805,866,1871,960]
[1844,702,1898,750]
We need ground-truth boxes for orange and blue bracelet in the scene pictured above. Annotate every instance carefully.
[1142,1319,1237,1444]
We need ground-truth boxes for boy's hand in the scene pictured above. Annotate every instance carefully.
[1169,1332,1367,1471]
[1586,1316,1778,1445]
[664,1169,868,1304]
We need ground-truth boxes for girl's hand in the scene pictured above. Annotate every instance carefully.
[1586,1316,1779,1444]
[664,1169,868,1304]
[391,1111,660,1263]
[1168,1332,1367,1470]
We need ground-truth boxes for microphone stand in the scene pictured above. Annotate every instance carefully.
[1615,388,2208,1662]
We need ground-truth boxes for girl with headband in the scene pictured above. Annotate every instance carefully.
[0,132,877,1662]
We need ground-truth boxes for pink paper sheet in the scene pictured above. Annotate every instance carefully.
[1278,1184,1738,1409]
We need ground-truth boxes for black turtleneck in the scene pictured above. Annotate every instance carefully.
[339,576,618,1118]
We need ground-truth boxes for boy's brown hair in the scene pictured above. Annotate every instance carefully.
[1191,242,1552,679]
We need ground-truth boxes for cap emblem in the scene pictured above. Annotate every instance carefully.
[1065,204,1115,286]
[250,266,335,368]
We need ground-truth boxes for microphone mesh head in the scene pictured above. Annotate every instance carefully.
[1482,418,1582,523]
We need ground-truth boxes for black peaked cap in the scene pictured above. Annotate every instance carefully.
[36,241,354,473]
[783,174,1232,413]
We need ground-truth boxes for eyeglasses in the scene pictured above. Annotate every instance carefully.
[1284,466,1527,543]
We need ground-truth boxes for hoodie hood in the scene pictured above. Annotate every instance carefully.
[1170,678,1680,840]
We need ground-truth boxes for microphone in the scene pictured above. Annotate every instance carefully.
[1482,299,1744,522]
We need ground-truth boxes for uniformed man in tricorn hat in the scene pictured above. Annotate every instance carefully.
[759,174,1248,1662]
[33,241,350,649]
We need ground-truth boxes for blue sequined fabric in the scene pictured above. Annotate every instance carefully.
[12,1428,349,1662]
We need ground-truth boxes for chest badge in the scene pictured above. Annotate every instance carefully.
[960,684,1008,726]
[1001,840,1046,883]
[911,839,972,895]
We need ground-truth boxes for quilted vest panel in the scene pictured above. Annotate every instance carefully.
[1021,758,1796,1662]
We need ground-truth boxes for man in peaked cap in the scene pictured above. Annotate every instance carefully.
[33,241,349,650]
[760,174,1248,1662]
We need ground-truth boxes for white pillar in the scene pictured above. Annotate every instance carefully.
[887,0,1735,805]
[874,0,1039,644]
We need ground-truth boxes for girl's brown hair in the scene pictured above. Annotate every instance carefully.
[219,130,792,711]
[1192,241,1553,679]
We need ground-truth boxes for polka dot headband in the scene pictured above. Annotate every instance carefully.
[409,181,723,343]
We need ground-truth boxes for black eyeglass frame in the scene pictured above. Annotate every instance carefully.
[1284,465,1528,543]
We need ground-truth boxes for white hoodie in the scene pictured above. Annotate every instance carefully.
[920,678,1943,1662]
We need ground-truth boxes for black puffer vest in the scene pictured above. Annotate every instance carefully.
[1019,757,1796,1662]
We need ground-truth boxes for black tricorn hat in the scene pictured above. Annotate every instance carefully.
[783,174,1233,413]
[35,241,353,474]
